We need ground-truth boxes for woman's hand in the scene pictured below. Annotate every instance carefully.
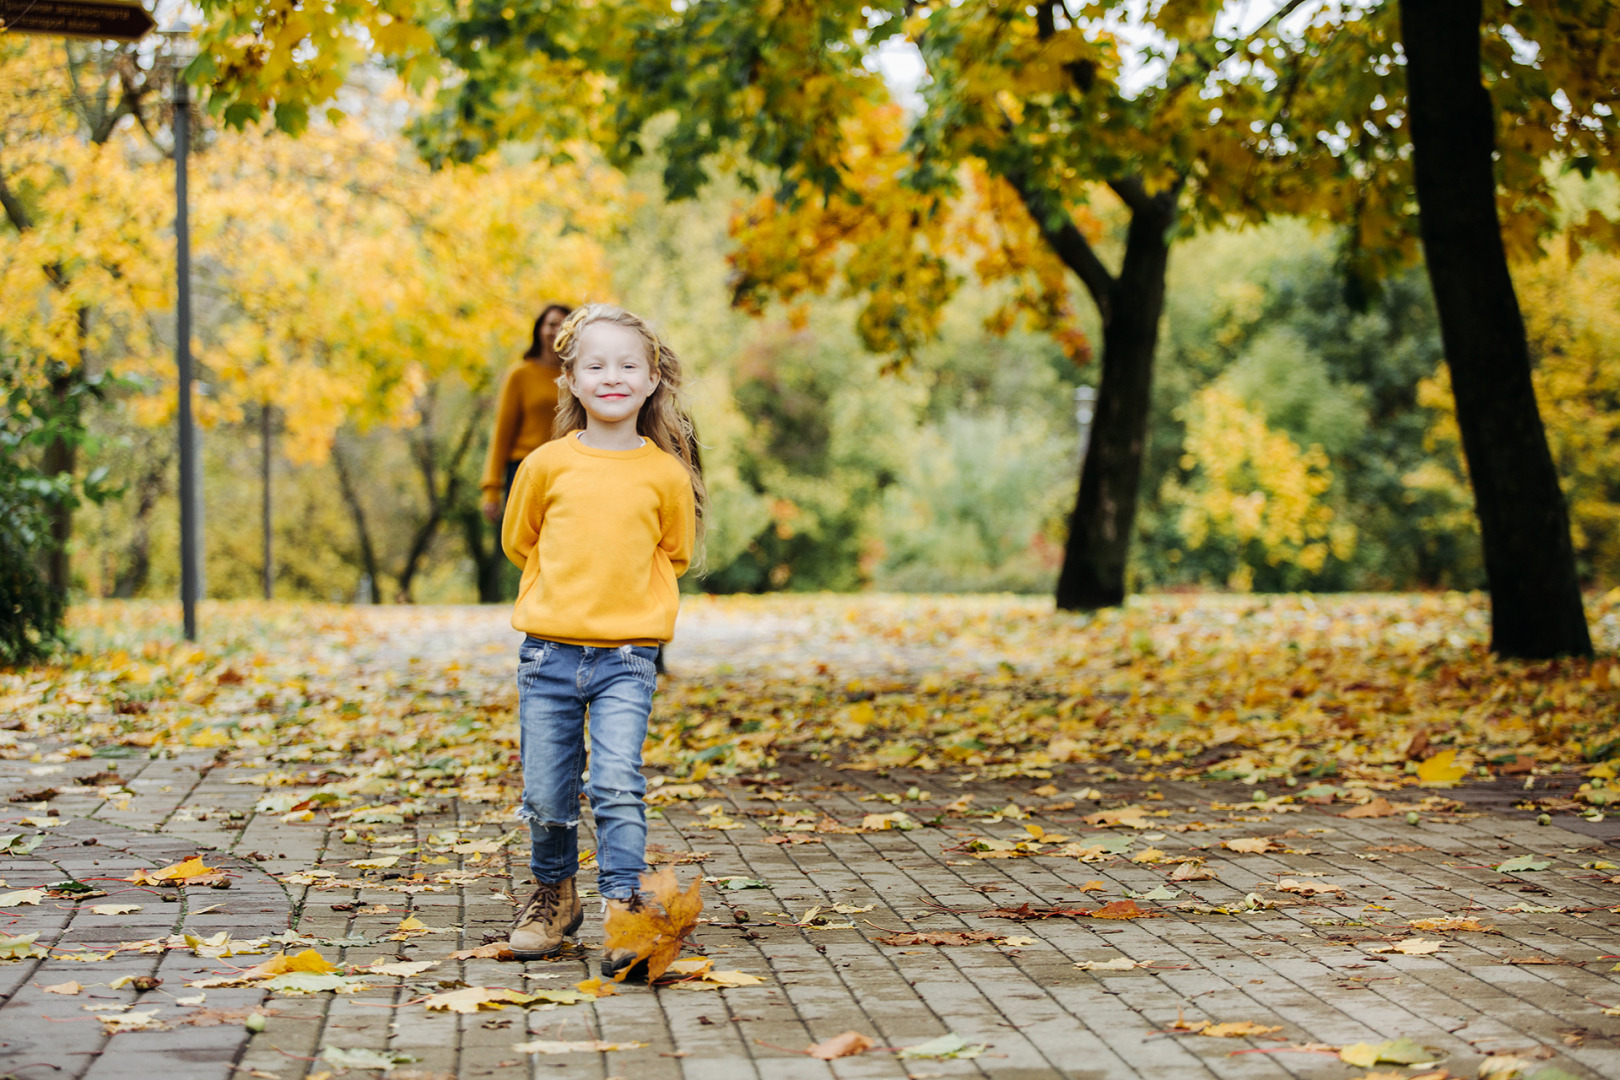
[482,499,502,524]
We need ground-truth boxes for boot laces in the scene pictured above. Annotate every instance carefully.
[523,882,561,922]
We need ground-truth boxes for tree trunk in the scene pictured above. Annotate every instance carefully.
[1399,0,1592,658]
[1054,184,1177,609]
[331,439,383,603]
[42,369,79,597]
[457,504,506,603]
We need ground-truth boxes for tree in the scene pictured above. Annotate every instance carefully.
[1259,0,1617,657]
[1396,0,1591,657]
[0,39,172,652]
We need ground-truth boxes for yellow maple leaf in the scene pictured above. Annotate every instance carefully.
[1416,750,1467,784]
[424,986,536,1013]
[241,949,338,980]
[154,857,217,882]
[601,867,703,983]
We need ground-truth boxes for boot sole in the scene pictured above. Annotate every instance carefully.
[601,956,650,983]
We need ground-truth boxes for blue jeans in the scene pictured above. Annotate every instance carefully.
[516,637,659,900]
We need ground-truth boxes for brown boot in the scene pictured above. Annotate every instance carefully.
[509,878,583,960]
[600,895,651,982]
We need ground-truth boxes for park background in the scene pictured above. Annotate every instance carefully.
[3,1,1618,641]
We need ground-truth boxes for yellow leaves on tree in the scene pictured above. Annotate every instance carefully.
[1409,240,1620,587]
[601,868,703,983]
[1162,386,1356,589]
[727,100,1095,362]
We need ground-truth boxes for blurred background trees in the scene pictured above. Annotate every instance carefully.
[4,3,1619,654]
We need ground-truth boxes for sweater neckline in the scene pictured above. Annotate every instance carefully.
[566,430,655,459]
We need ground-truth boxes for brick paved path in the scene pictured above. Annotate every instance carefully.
[3,602,1618,1080]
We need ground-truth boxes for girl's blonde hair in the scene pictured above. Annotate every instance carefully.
[551,303,708,555]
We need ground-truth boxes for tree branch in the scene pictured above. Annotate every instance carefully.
[1002,165,1116,323]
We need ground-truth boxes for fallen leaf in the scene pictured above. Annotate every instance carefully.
[1088,900,1165,920]
[1201,1021,1283,1038]
[449,942,514,961]
[875,930,1003,946]
[1276,878,1345,896]
[322,1047,419,1071]
[0,933,49,960]
[1078,880,1108,892]
[511,1039,648,1054]
[42,981,82,995]
[1169,860,1215,882]
[1494,855,1553,873]
[1409,917,1494,933]
[348,856,400,870]
[600,867,704,983]
[573,977,620,997]
[1340,798,1399,819]
[1223,837,1282,853]
[88,904,142,915]
[99,1009,167,1033]
[0,889,45,906]
[424,986,542,1013]
[1074,957,1142,971]
[359,959,439,977]
[897,1033,989,1059]
[1416,749,1468,785]
[806,1030,875,1059]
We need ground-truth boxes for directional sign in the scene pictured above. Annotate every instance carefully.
[0,0,155,42]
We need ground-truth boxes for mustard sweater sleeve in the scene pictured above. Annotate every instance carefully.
[662,471,696,578]
[501,453,543,570]
[481,365,522,500]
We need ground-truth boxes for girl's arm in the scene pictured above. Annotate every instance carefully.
[480,366,522,512]
[661,474,697,577]
[501,455,544,569]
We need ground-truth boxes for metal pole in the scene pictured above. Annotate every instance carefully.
[175,69,198,640]
[262,402,273,600]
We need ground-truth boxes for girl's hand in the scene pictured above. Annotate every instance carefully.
[482,500,502,524]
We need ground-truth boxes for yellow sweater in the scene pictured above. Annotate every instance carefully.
[502,433,695,646]
[481,360,561,501]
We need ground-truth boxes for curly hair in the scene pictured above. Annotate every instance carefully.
[550,303,708,556]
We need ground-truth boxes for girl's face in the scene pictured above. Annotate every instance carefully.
[539,308,567,359]
[566,322,659,428]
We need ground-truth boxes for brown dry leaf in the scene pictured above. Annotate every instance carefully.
[1169,861,1214,882]
[1078,880,1108,892]
[875,930,1003,946]
[1276,878,1345,896]
[1223,837,1282,853]
[646,844,713,865]
[448,942,514,961]
[41,981,82,995]
[806,1031,876,1059]
[1340,798,1399,819]
[601,867,704,983]
[1083,807,1152,828]
[1409,917,1494,933]
[1201,1021,1285,1038]
[1088,900,1164,920]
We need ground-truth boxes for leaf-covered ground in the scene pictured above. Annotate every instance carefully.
[4,593,1620,1078]
[9,591,1618,814]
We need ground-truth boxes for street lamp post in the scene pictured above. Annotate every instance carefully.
[163,24,200,640]
[1074,385,1098,469]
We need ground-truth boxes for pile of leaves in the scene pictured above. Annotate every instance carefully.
[2,594,1617,826]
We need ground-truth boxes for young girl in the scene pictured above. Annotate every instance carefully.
[500,304,704,977]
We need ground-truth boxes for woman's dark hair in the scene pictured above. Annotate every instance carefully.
[523,304,573,360]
